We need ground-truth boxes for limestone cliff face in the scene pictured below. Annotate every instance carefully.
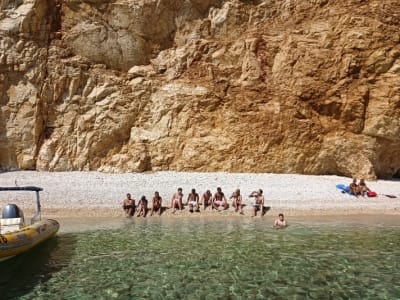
[1,0,400,179]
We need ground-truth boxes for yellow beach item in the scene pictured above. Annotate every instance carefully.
[0,186,60,262]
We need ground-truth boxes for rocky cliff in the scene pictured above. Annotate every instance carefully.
[1,0,400,179]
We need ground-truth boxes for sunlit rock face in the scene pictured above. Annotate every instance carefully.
[1,0,400,179]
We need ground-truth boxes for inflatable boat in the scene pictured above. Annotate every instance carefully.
[0,186,60,262]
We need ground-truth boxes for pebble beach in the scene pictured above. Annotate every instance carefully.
[0,171,399,219]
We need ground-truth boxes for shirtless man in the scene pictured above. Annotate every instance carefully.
[150,191,162,216]
[137,196,148,217]
[230,189,244,214]
[122,193,135,217]
[252,189,265,217]
[273,213,288,228]
[358,179,370,196]
[200,190,212,210]
[170,188,183,213]
[186,188,200,213]
[212,187,229,210]
[349,178,359,196]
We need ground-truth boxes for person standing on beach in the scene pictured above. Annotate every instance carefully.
[137,196,148,217]
[186,188,200,213]
[273,213,288,228]
[252,189,264,217]
[230,189,244,214]
[200,190,212,210]
[212,187,229,210]
[122,193,135,217]
[170,188,183,213]
[150,191,162,216]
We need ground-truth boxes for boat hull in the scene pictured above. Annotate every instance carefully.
[0,219,59,262]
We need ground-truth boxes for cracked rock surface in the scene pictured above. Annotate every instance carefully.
[1,0,400,179]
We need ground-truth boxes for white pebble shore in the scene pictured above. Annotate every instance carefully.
[0,171,399,217]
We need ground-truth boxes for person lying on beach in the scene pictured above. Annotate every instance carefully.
[252,189,264,217]
[122,193,135,217]
[230,189,244,214]
[150,191,162,216]
[137,196,148,217]
[200,190,212,210]
[273,213,288,228]
[358,179,370,196]
[186,188,200,213]
[170,188,183,213]
[349,179,359,196]
[212,187,229,210]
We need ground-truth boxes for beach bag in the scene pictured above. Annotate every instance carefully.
[367,191,377,197]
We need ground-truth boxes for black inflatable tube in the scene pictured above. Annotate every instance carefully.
[0,186,43,192]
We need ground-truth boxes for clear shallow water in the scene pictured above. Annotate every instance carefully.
[1,218,400,299]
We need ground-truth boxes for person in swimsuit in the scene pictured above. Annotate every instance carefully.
[137,195,148,217]
[358,179,370,196]
[186,188,200,213]
[252,189,265,217]
[212,187,229,210]
[230,189,244,214]
[150,191,162,216]
[273,213,288,228]
[170,188,183,213]
[349,178,359,196]
[200,190,212,210]
[122,193,135,217]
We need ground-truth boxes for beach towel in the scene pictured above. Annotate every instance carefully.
[336,184,351,194]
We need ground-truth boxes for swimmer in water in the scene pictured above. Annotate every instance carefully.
[273,213,288,228]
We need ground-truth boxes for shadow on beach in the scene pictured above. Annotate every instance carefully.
[0,233,77,299]
[262,206,271,216]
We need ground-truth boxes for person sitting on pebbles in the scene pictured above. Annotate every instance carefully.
[252,189,265,217]
[349,178,359,196]
[200,190,212,210]
[122,193,135,217]
[230,189,244,214]
[170,188,184,213]
[186,188,200,213]
[273,213,288,228]
[358,179,371,196]
[137,195,148,217]
[212,187,229,210]
[150,191,162,216]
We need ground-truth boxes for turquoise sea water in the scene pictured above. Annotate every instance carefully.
[1,217,400,299]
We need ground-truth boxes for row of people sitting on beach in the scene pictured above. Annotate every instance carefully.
[122,187,266,218]
[349,178,371,196]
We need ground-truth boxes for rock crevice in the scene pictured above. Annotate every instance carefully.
[1,0,400,179]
